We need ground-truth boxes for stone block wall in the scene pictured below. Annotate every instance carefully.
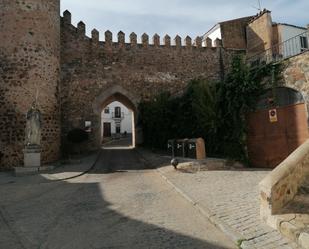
[282,51,309,108]
[220,16,253,49]
[259,139,309,227]
[60,11,242,152]
[246,10,273,59]
[0,0,61,170]
[0,6,243,170]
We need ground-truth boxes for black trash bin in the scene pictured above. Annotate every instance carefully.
[187,139,197,159]
[175,139,188,157]
[187,138,206,160]
[167,139,175,157]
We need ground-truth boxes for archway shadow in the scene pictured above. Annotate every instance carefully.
[92,148,156,174]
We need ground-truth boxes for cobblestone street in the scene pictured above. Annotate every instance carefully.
[141,150,300,248]
[0,148,235,249]
[1,1,309,248]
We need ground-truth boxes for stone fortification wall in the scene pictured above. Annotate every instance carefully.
[282,51,309,108]
[60,10,242,151]
[0,0,61,170]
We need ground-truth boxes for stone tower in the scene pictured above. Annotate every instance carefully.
[0,0,61,169]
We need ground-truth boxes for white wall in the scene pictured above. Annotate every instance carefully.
[203,25,221,46]
[101,101,133,137]
[279,25,307,58]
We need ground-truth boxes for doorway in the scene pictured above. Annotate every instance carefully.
[103,122,111,137]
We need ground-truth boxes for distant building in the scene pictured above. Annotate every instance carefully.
[101,101,133,140]
[203,10,309,63]
[202,16,253,49]
[247,10,308,63]
[273,23,308,49]
[271,23,308,59]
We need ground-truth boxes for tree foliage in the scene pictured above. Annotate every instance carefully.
[67,128,89,144]
[139,55,268,163]
[216,55,265,161]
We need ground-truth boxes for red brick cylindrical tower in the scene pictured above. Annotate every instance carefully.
[0,0,61,169]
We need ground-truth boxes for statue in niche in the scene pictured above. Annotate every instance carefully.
[25,101,42,147]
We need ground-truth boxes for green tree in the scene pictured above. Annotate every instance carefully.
[216,55,264,161]
[139,54,265,163]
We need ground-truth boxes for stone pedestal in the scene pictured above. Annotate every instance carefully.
[14,145,41,176]
[23,145,41,168]
[14,166,39,176]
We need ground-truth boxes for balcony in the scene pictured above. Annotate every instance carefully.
[112,112,124,120]
[247,30,309,67]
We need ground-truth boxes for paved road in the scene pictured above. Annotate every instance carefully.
[102,136,133,148]
[142,150,299,249]
[0,148,235,249]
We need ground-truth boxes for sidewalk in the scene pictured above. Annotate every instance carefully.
[0,153,100,185]
[45,153,100,180]
[140,150,300,249]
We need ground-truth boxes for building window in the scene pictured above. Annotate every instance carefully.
[104,107,110,114]
[300,36,308,51]
[115,106,121,118]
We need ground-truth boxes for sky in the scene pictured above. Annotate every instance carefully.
[60,0,309,42]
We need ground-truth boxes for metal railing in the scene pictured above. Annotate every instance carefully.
[112,112,124,119]
[247,30,309,66]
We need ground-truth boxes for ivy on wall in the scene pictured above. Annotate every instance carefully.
[139,55,279,163]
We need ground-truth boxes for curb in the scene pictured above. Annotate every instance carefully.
[156,167,246,247]
[42,151,102,182]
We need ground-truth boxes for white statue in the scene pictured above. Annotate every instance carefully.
[25,102,41,146]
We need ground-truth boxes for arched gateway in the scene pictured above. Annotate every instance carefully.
[93,85,141,148]
[57,9,236,156]
[0,4,239,169]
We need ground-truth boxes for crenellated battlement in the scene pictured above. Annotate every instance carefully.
[59,9,244,156]
[61,10,221,50]
[0,4,243,170]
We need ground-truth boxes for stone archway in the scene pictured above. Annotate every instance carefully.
[93,85,142,148]
[281,85,309,115]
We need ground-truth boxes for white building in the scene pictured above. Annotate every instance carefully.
[201,16,253,49]
[202,11,308,61]
[101,101,133,140]
[272,23,308,59]
[203,23,221,47]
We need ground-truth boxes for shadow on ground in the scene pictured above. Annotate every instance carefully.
[0,166,232,248]
[280,179,309,215]
[92,148,156,174]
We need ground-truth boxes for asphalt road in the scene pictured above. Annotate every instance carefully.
[0,148,235,249]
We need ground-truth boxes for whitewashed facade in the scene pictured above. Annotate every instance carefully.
[274,24,308,58]
[101,101,133,139]
[202,24,221,47]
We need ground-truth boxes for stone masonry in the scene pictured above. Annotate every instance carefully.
[219,16,253,49]
[282,51,309,108]
[246,9,273,59]
[0,1,244,170]
[60,11,241,155]
[1,2,308,171]
[259,139,309,247]
[0,0,61,170]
